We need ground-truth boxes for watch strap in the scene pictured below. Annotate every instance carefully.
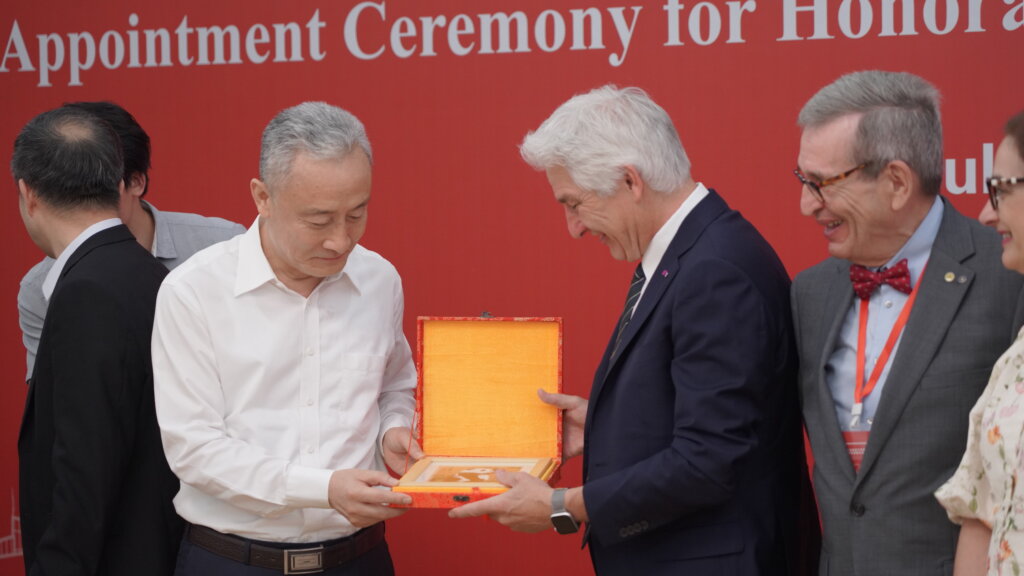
[552,487,568,513]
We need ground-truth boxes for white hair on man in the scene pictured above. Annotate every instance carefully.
[520,85,690,196]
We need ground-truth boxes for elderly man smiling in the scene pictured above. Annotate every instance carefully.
[791,70,1024,576]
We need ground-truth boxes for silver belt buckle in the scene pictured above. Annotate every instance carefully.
[283,545,325,574]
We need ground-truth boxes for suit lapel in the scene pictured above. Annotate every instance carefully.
[814,260,860,483]
[590,191,728,405]
[855,200,974,483]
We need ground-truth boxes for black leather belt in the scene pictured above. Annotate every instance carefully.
[185,522,385,574]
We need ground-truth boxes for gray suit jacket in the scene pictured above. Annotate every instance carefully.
[793,199,1024,576]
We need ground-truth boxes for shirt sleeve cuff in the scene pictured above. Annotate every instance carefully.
[286,465,334,509]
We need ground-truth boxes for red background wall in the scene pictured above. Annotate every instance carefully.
[1,1,1020,573]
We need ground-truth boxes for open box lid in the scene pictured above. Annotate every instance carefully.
[415,317,562,460]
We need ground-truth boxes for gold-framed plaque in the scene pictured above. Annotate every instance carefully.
[401,457,554,489]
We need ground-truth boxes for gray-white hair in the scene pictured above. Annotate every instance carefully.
[259,102,372,188]
[520,85,690,196]
[798,70,943,196]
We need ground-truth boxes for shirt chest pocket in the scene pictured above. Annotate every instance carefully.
[321,354,388,408]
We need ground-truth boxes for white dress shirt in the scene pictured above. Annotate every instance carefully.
[639,183,709,300]
[152,219,416,542]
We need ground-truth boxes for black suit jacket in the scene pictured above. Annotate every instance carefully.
[582,191,815,575]
[19,225,182,576]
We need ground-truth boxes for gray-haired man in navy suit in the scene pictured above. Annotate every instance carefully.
[451,85,814,576]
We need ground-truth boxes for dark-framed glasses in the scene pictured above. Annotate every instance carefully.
[986,176,1024,210]
[794,163,867,203]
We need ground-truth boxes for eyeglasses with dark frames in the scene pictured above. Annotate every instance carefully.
[986,176,1024,210]
[794,164,867,203]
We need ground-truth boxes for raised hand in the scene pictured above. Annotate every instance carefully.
[381,426,424,475]
[538,389,587,460]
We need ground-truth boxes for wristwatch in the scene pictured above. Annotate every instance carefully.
[550,487,580,534]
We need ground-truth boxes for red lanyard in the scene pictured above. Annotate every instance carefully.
[850,265,926,428]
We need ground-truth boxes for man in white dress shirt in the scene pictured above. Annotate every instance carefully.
[152,102,421,575]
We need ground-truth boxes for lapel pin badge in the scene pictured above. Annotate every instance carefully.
[661,270,669,278]
[943,272,955,283]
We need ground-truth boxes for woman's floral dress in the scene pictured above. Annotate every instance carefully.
[937,327,1024,576]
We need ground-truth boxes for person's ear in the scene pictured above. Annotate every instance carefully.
[251,178,271,217]
[623,165,645,201]
[18,179,38,215]
[884,160,916,211]
[125,173,147,198]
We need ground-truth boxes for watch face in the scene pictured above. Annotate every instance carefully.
[551,512,579,534]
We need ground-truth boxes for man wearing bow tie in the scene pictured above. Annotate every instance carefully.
[792,70,1024,576]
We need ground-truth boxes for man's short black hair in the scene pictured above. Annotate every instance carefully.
[65,101,151,196]
[11,105,123,211]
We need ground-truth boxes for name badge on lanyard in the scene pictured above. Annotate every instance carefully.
[845,265,925,471]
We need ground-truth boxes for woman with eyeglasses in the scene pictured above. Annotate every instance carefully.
[977,112,1024,233]
[936,108,1024,576]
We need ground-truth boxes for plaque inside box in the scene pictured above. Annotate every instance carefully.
[394,317,563,508]
[402,456,555,488]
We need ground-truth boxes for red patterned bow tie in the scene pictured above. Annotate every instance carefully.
[849,259,912,300]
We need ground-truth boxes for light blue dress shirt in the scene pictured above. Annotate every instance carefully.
[826,196,944,431]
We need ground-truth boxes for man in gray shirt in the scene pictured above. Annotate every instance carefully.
[18,101,245,380]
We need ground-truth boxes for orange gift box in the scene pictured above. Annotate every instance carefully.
[393,316,563,508]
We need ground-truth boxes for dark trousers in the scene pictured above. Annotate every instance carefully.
[173,535,395,576]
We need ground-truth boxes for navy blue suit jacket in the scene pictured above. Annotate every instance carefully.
[582,191,810,575]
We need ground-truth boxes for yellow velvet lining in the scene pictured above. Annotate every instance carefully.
[421,320,560,458]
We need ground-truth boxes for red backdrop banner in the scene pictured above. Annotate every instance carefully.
[1,1,1021,573]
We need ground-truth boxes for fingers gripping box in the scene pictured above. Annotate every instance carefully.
[394,317,563,508]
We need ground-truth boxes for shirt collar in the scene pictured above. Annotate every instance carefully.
[144,200,176,260]
[42,218,122,301]
[641,183,709,281]
[233,217,359,297]
[881,195,943,286]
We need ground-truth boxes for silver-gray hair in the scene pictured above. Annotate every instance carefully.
[520,85,690,196]
[259,101,372,188]
[798,70,943,196]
